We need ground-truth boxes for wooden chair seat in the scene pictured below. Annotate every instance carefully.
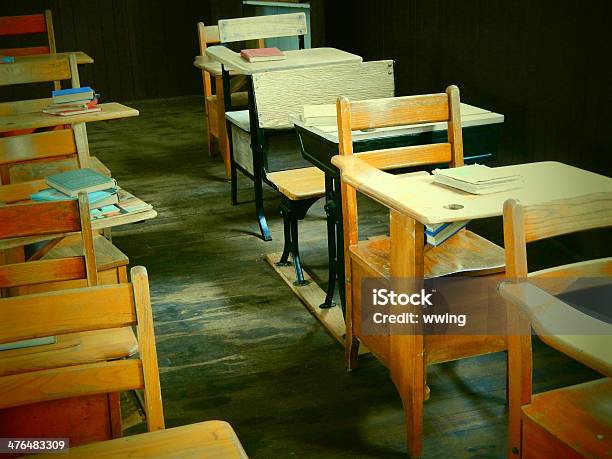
[350,229,505,279]
[31,420,247,458]
[521,378,612,458]
[0,327,137,377]
[14,234,130,294]
[267,167,326,200]
[43,234,128,272]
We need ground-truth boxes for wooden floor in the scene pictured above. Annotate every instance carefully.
[87,96,604,458]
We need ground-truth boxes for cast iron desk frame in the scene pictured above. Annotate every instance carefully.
[221,36,306,242]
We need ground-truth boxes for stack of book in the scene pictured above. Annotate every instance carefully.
[425,220,470,246]
[433,164,523,194]
[43,86,101,116]
[31,168,152,220]
[240,47,286,63]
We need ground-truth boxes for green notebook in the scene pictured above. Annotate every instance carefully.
[46,168,117,198]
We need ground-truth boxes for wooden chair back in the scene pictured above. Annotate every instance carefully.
[0,266,165,431]
[0,193,98,289]
[0,10,60,90]
[502,192,612,457]
[252,60,395,129]
[196,22,221,101]
[0,128,80,184]
[0,52,79,88]
[504,193,612,278]
[337,85,464,249]
[218,12,306,44]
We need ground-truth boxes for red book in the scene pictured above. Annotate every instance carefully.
[240,47,286,63]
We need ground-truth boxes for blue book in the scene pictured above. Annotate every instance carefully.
[51,86,95,104]
[51,86,93,97]
[31,187,118,208]
[45,168,117,198]
[425,220,470,246]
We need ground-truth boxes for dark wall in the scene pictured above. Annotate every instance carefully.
[1,0,325,103]
[325,0,611,176]
[1,0,234,101]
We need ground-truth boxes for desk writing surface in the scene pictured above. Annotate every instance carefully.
[0,102,139,132]
[293,103,504,143]
[11,51,94,65]
[205,46,361,74]
[332,160,612,225]
[192,55,242,77]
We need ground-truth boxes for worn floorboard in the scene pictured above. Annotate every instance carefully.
[86,95,604,458]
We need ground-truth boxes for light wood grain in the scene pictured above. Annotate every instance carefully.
[132,266,165,431]
[218,12,306,43]
[0,257,85,289]
[30,420,248,459]
[349,93,449,131]
[77,191,98,286]
[331,159,612,225]
[267,167,325,199]
[0,178,46,203]
[205,46,361,75]
[0,283,136,344]
[0,200,80,239]
[0,102,139,133]
[0,128,76,165]
[521,379,612,458]
[522,193,612,242]
[350,230,504,279]
[0,54,71,86]
[0,359,143,410]
[4,51,93,65]
[0,328,137,377]
[252,60,394,129]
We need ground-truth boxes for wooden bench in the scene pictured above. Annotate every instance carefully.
[332,87,507,457]
[0,53,111,178]
[196,21,250,177]
[0,10,60,89]
[499,192,612,458]
[0,195,134,444]
[0,266,247,458]
[226,60,394,284]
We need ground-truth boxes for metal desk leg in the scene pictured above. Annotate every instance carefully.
[334,176,346,314]
[247,77,272,241]
[320,175,337,309]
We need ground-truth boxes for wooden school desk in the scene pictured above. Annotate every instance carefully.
[203,46,361,240]
[0,102,139,181]
[286,104,503,328]
[331,159,612,455]
[0,328,136,446]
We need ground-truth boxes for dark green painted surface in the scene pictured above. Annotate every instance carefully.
[86,96,604,458]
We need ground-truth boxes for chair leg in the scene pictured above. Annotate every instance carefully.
[391,335,425,458]
[321,200,337,308]
[256,198,272,242]
[277,208,292,266]
[290,217,305,285]
[344,294,360,371]
[207,131,216,158]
